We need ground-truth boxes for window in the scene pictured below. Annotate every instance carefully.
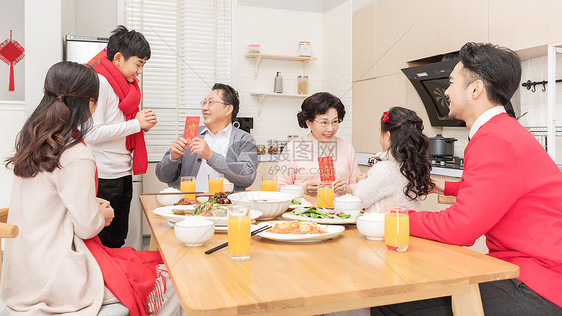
[124,0,233,157]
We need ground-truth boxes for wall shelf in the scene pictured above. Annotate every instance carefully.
[245,53,317,79]
[250,92,309,115]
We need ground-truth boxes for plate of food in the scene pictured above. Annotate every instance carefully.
[256,221,344,242]
[287,198,313,210]
[282,206,360,224]
[153,203,262,226]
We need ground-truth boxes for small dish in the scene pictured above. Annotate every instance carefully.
[173,217,214,247]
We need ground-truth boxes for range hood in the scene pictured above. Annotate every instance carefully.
[401,59,465,127]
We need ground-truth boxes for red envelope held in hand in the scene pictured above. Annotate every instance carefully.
[183,116,200,142]
[318,156,335,182]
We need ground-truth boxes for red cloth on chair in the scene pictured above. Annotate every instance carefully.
[95,57,148,175]
[84,140,164,315]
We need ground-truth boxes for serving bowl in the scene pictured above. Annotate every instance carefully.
[156,188,183,205]
[228,191,294,220]
[333,195,363,212]
[173,217,214,246]
[356,213,385,241]
[279,185,305,198]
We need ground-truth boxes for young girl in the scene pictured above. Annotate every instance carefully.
[354,107,433,213]
[2,61,182,315]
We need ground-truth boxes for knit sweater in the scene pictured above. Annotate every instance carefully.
[354,151,419,213]
[1,143,105,315]
[409,113,562,308]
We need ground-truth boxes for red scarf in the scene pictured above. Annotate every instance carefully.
[95,57,148,175]
[83,141,163,315]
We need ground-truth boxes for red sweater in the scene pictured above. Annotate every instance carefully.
[410,113,562,307]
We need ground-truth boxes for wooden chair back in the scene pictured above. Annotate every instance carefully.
[0,207,19,283]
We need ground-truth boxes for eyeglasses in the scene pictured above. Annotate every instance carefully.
[314,119,341,128]
[200,99,226,107]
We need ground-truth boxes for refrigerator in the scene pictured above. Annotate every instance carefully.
[64,35,144,250]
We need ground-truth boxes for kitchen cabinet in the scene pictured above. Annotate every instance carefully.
[489,0,549,51]
[352,2,376,81]
[404,0,488,62]
[351,74,408,153]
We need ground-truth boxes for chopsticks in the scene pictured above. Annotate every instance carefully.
[141,192,205,196]
[205,225,272,255]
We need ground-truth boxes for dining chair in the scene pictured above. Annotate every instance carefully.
[0,207,128,316]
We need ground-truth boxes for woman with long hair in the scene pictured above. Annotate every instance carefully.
[354,107,434,213]
[2,61,182,315]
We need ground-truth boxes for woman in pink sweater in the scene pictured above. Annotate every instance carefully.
[277,92,358,196]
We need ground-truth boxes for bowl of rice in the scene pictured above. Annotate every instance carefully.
[333,194,363,212]
[157,188,183,206]
[279,185,304,198]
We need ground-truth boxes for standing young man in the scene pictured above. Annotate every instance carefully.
[156,83,257,192]
[84,25,157,248]
[372,43,562,315]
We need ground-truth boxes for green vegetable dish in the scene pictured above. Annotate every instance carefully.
[292,207,351,219]
[291,198,302,205]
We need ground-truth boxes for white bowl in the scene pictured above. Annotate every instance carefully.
[228,191,294,220]
[157,188,183,205]
[173,217,214,247]
[333,197,363,212]
[356,213,385,241]
[279,185,304,198]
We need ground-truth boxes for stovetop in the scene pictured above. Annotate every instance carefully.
[430,156,463,170]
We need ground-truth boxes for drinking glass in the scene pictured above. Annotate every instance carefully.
[317,182,334,208]
[180,176,196,200]
[228,205,251,261]
[261,175,277,191]
[208,173,224,195]
[385,207,409,252]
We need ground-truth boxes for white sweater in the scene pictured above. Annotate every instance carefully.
[354,151,419,213]
[1,144,105,315]
[83,74,141,179]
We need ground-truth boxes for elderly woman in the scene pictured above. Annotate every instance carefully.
[277,92,359,196]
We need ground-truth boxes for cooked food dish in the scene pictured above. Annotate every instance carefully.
[193,198,227,217]
[171,208,195,215]
[212,191,233,204]
[267,221,327,234]
[291,198,302,205]
[291,207,351,219]
[175,198,197,206]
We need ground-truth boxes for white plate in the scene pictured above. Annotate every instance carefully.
[282,208,360,224]
[287,198,313,210]
[256,221,345,242]
[153,205,262,226]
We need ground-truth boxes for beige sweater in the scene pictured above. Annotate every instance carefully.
[1,143,106,315]
[354,151,420,213]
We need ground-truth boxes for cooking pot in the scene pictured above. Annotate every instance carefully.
[428,134,457,157]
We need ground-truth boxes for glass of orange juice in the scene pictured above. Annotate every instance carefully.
[228,205,251,261]
[385,207,409,252]
[261,175,277,191]
[208,173,224,195]
[180,176,196,200]
[317,182,334,208]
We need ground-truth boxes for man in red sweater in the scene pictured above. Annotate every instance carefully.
[372,43,562,315]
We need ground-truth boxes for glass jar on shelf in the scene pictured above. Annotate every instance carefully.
[256,145,266,155]
[297,75,308,95]
[267,140,278,154]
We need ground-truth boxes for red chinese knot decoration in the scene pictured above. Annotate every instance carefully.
[0,30,25,91]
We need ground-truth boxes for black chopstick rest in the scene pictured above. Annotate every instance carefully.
[204,225,271,255]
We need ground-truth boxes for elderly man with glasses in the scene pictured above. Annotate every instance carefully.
[156,83,257,192]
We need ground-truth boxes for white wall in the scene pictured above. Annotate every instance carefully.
[237,2,353,146]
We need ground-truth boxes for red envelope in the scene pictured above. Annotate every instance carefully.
[318,156,335,182]
[183,116,200,142]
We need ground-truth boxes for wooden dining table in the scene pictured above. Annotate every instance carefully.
[140,194,519,315]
